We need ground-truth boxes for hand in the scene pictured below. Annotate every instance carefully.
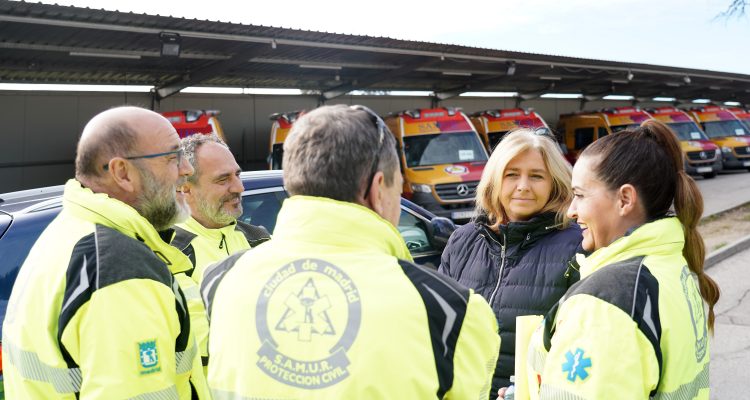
[496,387,507,400]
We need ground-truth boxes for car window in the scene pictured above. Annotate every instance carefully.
[397,210,433,254]
[239,189,289,234]
[238,187,437,255]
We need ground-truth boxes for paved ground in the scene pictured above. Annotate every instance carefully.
[695,170,750,217]
[697,170,750,398]
[709,246,750,399]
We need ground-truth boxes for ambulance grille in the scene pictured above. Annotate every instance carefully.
[435,181,479,201]
[686,150,716,161]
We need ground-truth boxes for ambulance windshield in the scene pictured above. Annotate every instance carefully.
[403,132,487,167]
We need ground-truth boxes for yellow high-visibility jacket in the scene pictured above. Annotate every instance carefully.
[527,217,710,399]
[172,217,271,285]
[171,216,270,368]
[201,196,501,399]
[2,179,209,399]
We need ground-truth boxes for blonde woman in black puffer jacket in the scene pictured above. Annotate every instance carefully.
[438,129,583,396]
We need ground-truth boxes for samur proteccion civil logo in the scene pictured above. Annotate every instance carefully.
[256,259,361,389]
[681,266,708,362]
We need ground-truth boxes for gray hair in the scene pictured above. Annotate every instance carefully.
[283,105,398,202]
[180,133,228,183]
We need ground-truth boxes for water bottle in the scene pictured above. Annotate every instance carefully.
[504,376,515,400]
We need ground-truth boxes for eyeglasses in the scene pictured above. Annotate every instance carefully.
[350,105,387,200]
[102,148,183,171]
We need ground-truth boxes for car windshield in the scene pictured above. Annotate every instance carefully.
[667,122,709,141]
[487,131,509,152]
[702,120,749,138]
[403,131,487,168]
[610,124,640,133]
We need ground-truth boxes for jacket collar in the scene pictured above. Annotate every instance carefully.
[62,179,192,273]
[180,216,238,241]
[477,212,560,248]
[577,217,684,278]
[273,196,413,262]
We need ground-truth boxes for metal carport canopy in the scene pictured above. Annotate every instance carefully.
[1,0,749,107]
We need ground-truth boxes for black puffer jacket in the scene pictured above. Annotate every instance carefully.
[438,212,582,393]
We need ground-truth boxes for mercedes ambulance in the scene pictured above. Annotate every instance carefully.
[646,107,721,178]
[686,106,750,171]
[385,107,488,222]
[268,110,305,170]
[557,106,652,161]
[161,110,227,141]
[728,107,750,129]
[470,108,551,152]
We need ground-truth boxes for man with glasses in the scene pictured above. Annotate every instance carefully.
[170,133,270,372]
[3,106,209,399]
[201,105,500,399]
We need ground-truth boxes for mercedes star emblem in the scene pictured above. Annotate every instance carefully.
[456,184,470,196]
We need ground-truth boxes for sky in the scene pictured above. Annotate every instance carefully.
[33,0,750,75]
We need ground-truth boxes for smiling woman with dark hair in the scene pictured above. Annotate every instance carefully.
[524,119,720,399]
[438,128,582,395]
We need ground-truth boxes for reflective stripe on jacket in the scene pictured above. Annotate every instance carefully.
[526,217,710,399]
[2,179,209,399]
[201,195,501,399]
[171,216,270,367]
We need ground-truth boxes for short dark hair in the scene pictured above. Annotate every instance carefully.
[283,105,398,202]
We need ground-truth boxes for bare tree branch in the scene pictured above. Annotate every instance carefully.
[717,0,748,20]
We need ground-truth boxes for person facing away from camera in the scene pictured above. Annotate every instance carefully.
[439,128,583,395]
[201,104,500,399]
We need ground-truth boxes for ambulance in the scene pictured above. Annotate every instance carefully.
[646,107,721,178]
[728,107,750,129]
[557,106,652,161]
[686,106,750,171]
[385,107,488,222]
[161,110,227,141]
[268,110,305,170]
[470,108,552,152]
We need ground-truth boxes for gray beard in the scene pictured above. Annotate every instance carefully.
[134,166,189,231]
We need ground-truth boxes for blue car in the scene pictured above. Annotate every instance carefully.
[0,170,456,388]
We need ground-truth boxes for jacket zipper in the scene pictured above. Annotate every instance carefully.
[487,232,507,306]
[219,233,228,255]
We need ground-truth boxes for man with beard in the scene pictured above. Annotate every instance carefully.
[2,106,209,399]
[169,133,270,371]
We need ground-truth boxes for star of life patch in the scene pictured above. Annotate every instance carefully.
[562,348,591,382]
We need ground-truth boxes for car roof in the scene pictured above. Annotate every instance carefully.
[0,168,434,222]
[0,185,65,214]
[241,169,283,191]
